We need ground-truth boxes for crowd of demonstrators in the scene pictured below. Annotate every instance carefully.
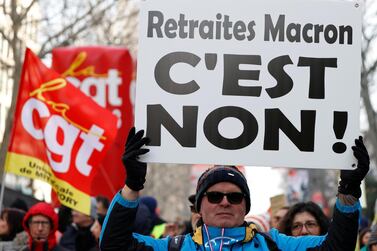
[278,201,330,236]
[99,128,370,251]
[0,131,372,250]
[0,195,112,251]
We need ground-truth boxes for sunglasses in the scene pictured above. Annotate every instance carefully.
[204,191,245,204]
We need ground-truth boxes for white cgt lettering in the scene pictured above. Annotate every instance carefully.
[66,69,122,107]
[20,98,104,176]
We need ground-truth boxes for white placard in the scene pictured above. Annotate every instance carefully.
[135,0,362,169]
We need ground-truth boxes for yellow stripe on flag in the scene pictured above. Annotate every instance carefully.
[5,152,91,215]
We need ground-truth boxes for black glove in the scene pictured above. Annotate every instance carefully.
[122,127,150,191]
[338,136,370,198]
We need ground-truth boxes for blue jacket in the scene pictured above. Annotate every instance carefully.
[100,192,360,251]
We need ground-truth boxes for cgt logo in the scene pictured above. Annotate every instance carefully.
[20,79,105,176]
[62,52,123,128]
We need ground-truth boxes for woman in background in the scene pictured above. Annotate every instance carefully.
[278,201,329,236]
[0,208,25,241]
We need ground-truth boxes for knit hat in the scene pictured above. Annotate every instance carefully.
[139,196,158,222]
[195,165,250,213]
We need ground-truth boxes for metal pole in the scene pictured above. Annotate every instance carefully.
[0,167,7,213]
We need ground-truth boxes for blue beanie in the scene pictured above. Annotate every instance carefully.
[139,196,158,220]
[195,165,250,214]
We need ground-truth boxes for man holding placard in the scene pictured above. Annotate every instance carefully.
[99,128,369,251]
[100,0,367,249]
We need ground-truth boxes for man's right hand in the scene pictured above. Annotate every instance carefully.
[122,127,150,191]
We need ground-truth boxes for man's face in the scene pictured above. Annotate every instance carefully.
[29,215,51,242]
[200,182,246,228]
[271,207,288,229]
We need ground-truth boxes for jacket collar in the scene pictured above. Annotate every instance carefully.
[192,223,258,246]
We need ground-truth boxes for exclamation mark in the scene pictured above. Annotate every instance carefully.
[332,111,348,153]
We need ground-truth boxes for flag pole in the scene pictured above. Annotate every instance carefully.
[0,170,7,213]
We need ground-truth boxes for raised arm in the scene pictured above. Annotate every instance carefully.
[100,127,150,251]
[272,136,370,251]
[319,136,370,250]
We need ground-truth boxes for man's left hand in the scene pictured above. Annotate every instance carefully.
[338,136,370,198]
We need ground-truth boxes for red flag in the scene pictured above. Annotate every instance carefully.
[52,46,134,199]
[5,48,118,215]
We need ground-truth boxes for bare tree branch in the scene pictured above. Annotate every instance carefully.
[0,28,11,44]
[38,2,112,56]
[366,59,377,76]
[1,1,8,16]
[0,56,13,69]
[18,0,38,23]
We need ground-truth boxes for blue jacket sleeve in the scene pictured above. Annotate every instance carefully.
[99,192,168,251]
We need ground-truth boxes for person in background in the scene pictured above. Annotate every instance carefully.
[0,208,26,251]
[10,198,28,213]
[244,214,270,232]
[57,206,72,235]
[21,202,68,251]
[173,194,201,236]
[270,206,289,229]
[90,214,105,243]
[59,198,97,251]
[95,196,109,217]
[360,227,372,251]
[278,201,330,236]
[365,226,377,251]
[100,128,370,251]
[188,194,201,232]
[0,208,25,241]
[133,201,153,235]
[139,196,167,238]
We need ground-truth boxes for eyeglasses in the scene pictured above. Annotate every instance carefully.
[291,221,319,233]
[29,221,50,227]
[204,191,245,204]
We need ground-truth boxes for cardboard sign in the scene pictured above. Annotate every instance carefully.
[135,0,362,169]
[52,47,134,199]
[5,48,118,214]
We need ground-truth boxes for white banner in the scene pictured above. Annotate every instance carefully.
[135,0,362,169]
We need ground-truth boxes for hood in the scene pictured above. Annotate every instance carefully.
[22,202,58,250]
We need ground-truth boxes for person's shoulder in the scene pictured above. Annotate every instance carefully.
[62,224,78,234]
[8,231,28,251]
[0,241,16,251]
